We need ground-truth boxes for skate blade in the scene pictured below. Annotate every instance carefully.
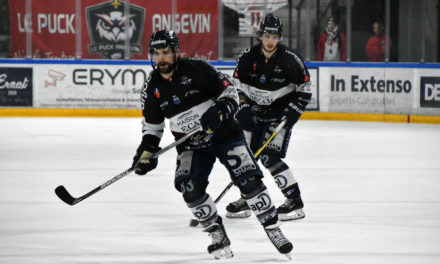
[279,209,305,221]
[211,246,234,259]
[225,210,252,219]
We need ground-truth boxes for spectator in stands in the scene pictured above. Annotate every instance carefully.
[317,16,346,61]
[365,21,392,62]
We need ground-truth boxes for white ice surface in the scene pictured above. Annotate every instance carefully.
[1,118,440,264]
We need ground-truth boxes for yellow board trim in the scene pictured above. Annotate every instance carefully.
[0,108,142,117]
[301,112,408,123]
[1,108,439,124]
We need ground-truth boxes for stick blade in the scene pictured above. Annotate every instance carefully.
[55,185,76,205]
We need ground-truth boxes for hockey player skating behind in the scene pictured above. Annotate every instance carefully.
[131,30,293,259]
[226,14,312,221]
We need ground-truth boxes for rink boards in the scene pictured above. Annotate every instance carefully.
[0,59,439,124]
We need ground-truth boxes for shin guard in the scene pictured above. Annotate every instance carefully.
[187,194,218,227]
[242,186,278,226]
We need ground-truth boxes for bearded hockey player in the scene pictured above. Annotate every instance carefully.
[131,30,294,259]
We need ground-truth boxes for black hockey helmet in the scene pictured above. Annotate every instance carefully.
[259,14,283,37]
[148,30,179,56]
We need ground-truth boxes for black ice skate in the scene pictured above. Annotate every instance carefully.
[225,197,252,218]
[203,216,233,259]
[264,223,293,259]
[277,197,305,221]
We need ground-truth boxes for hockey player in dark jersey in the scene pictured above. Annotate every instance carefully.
[131,30,293,259]
[225,14,312,221]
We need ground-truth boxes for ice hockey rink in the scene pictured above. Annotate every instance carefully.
[1,117,439,264]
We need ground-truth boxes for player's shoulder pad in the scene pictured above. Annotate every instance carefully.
[281,44,307,71]
[236,47,251,61]
[140,71,155,101]
[182,57,216,72]
[142,71,154,91]
[181,57,208,66]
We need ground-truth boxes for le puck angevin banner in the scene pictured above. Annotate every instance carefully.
[9,0,218,60]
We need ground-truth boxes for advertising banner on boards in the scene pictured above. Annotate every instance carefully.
[318,67,440,116]
[0,67,33,107]
[9,0,218,60]
[33,64,150,109]
[319,67,413,114]
[1,62,439,117]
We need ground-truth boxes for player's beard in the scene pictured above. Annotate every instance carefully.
[157,61,174,74]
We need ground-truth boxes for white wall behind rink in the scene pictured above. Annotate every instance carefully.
[0,61,439,116]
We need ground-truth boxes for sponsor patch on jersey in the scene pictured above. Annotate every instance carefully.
[189,133,213,148]
[159,101,169,109]
[304,74,310,83]
[222,78,231,88]
[176,110,201,133]
[172,95,181,104]
[179,76,192,86]
[184,89,200,97]
[252,62,257,71]
[153,88,160,98]
[233,69,239,78]
[297,81,312,93]
[272,77,285,83]
[259,75,266,83]
[249,89,273,105]
[274,65,283,73]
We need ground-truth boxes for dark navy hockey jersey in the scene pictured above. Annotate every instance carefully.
[140,58,243,149]
[233,43,312,118]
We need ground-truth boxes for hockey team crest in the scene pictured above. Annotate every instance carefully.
[86,0,145,59]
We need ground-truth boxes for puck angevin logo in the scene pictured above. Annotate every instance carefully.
[86,0,145,59]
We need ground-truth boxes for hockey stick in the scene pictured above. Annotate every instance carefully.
[189,117,287,226]
[55,128,202,206]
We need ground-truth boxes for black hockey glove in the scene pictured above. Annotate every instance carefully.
[200,99,235,133]
[282,102,304,127]
[132,141,161,175]
[235,103,255,131]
